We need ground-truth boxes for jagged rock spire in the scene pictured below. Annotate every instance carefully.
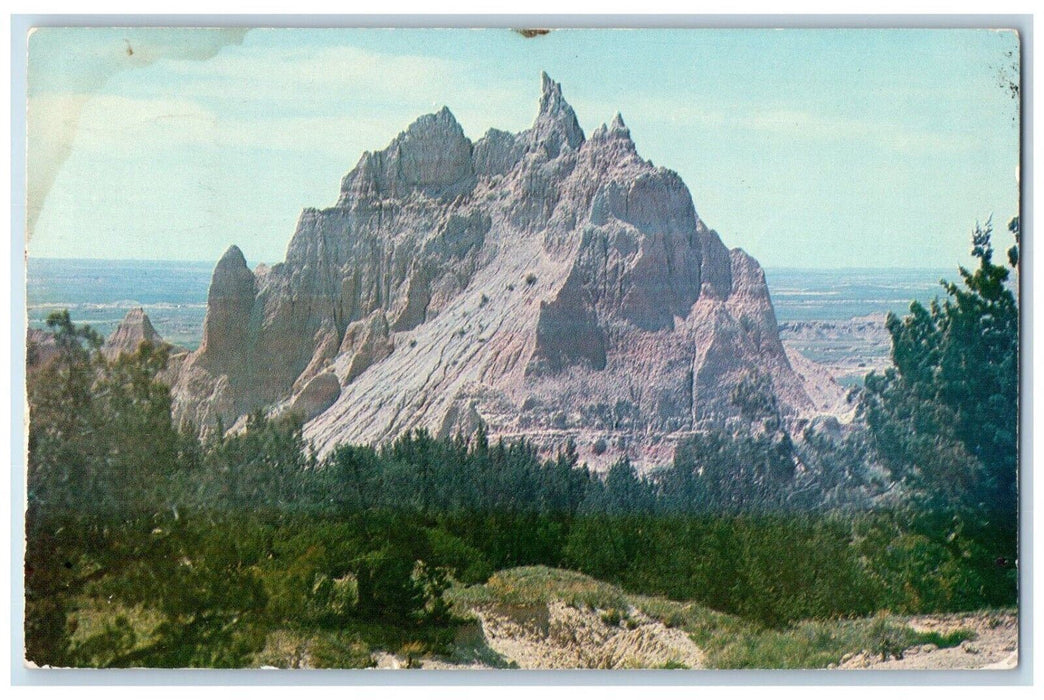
[214,244,248,275]
[591,111,634,144]
[172,72,844,469]
[538,71,569,116]
[199,244,256,367]
[609,112,630,137]
[103,307,164,359]
[339,104,475,202]
[530,72,585,157]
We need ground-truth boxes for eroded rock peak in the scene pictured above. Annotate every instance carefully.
[172,73,845,469]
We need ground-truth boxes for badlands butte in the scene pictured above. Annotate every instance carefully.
[159,73,847,469]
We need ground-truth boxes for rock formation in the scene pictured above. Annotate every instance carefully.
[29,308,188,380]
[102,307,165,359]
[171,73,846,468]
[26,328,58,370]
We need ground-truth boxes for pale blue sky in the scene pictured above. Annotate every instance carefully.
[27,28,1020,268]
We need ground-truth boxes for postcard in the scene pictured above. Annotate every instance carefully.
[22,26,1021,672]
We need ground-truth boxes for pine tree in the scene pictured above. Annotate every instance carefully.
[862,217,1019,520]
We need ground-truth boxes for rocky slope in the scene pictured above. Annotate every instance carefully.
[373,599,705,670]
[28,307,183,370]
[171,73,846,468]
[101,307,166,359]
[460,599,705,670]
[837,612,1018,671]
[779,313,892,387]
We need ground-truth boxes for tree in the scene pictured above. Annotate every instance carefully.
[661,372,799,514]
[25,311,247,667]
[200,412,314,511]
[26,311,103,515]
[26,310,192,516]
[26,312,172,664]
[861,218,1019,520]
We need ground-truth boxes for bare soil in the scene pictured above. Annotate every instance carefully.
[373,600,704,670]
[468,600,704,669]
[836,612,1018,671]
[371,609,1019,671]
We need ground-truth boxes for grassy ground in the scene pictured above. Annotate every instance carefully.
[448,565,980,669]
[63,596,458,669]
[448,565,630,611]
[62,564,986,669]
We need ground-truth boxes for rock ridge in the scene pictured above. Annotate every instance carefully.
[101,307,165,360]
[170,74,847,468]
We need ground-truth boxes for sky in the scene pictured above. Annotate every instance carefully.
[26,27,1021,269]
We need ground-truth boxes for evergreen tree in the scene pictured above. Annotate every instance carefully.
[861,218,1019,519]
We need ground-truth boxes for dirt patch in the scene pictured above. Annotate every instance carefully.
[836,612,1018,671]
[371,600,705,670]
[468,600,704,669]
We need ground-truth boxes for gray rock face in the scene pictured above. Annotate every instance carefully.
[26,328,59,369]
[102,307,165,360]
[198,246,255,368]
[291,372,341,421]
[339,106,476,204]
[171,74,846,468]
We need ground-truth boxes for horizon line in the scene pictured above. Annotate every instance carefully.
[24,256,960,272]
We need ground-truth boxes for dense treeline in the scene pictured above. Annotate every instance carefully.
[25,222,1019,667]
